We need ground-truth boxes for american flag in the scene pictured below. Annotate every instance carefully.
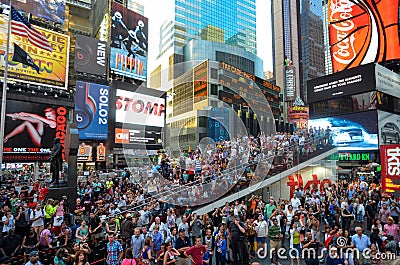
[11,7,53,52]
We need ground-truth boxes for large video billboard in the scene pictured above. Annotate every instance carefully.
[110,2,148,81]
[0,14,69,89]
[3,100,68,162]
[74,34,107,76]
[74,81,109,140]
[328,0,400,72]
[0,0,66,24]
[308,111,378,151]
[115,89,165,127]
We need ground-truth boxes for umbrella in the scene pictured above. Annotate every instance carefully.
[366,162,379,168]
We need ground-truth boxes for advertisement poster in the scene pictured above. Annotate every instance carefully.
[0,0,66,24]
[0,14,69,89]
[96,143,106,161]
[74,81,109,140]
[110,2,148,81]
[378,110,400,145]
[285,66,295,101]
[115,128,162,145]
[328,0,400,72]
[115,89,165,127]
[308,111,378,151]
[3,100,68,162]
[74,34,107,76]
[77,143,92,162]
[380,144,400,196]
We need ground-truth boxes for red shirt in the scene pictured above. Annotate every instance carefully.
[186,245,206,265]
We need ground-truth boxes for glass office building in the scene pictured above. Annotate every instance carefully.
[159,0,257,56]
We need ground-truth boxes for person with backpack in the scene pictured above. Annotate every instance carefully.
[30,203,44,241]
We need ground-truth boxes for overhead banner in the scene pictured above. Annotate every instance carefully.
[74,34,107,76]
[0,0,66,24]
[3,100,68,162]
[115,89,165,127]
[110,2,148,81]
[0,14,69,89]
[307,63,375,103]
[380,144,400,196]
[328,0,400,72]
[74,81,109,140]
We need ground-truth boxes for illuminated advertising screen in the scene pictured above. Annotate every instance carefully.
[74,81,109,140]
[308,111,378,151]
[193,60,208,103]
[115,128,163,145]
[3,100,68,162]
[0,0,66,24]
[115,89,165,127]
[285,66,295,101]
[0,14,69,89]
[74,34,107,76]
[110,2,148,81]
[380,144,400,196]
[378,110,400,145]
[328,0,400,72]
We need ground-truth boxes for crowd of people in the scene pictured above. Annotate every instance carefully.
[0,128,379,265]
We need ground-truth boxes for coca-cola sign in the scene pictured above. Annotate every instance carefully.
[328,0,400,72]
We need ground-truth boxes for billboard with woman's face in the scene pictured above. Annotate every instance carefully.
[3,100,69,162]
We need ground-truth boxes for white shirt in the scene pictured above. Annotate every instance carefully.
[291,197,301,211]
[30,208,45,227]
[2,215,14,233]
[254,220,268,237]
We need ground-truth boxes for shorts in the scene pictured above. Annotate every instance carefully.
[290,244,301,257]
[270,240,280,251]
[256,237,266,243]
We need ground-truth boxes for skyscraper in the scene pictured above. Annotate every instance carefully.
[300,0,325,102]
[158,0,257,57]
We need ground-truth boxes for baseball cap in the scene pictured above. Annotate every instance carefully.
[29,251,39,257]
[179,228,185,232]
[126,213,132,219]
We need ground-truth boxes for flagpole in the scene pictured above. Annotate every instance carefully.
[0,0,13,176]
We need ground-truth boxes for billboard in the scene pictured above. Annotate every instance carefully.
[74,34,107,76]
[375,64,400,98]
[74,81,110,140]
[0,14,69,89]
[307,63,375,103]
[308,111,378,151]
[285,66,295,101]
[328,0,400,72]
[378,110,400,145]
[115,128,163,145]
[3,100,68,162]
[110,2,148,81]
[0,0,66,24]
[77,143,93,162]
[380,144,400,196]
[115,89,165,127]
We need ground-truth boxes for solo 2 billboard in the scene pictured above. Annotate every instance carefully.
[74,34,107,76]
[0,14,69,89]
[380,144,400,196]
[74,81,109,140]
[115,89,165,127]
[110,2,148,81]
[328,0,400,72]
[3,100,68,162]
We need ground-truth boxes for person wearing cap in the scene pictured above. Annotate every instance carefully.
[228,215,247,265]
[383,217,399,243]
[120,213,135,245]
[25,250,42,265]
[175,228,191,265]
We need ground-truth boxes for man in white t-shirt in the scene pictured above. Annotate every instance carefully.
[1,210,14,234]
[290,194,301,212]
[30,204,45,237]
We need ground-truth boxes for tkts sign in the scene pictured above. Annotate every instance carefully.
[328,0,400,72]
[380,145,400,195]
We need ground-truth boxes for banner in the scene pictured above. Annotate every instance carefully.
[285,66,295,101]
[74,81,109,140]
[96,143,106,161]
[378,110,400,145]
[115,89,165,127]
[77,143,92,162]
[328,0,400,72]
[110,2,148,81]
[0,14,69,89]
[3,100,68,162]
[74,34,107,76]
[380,145,400,196]
[115,128,162,145]
[0,0,66,24]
